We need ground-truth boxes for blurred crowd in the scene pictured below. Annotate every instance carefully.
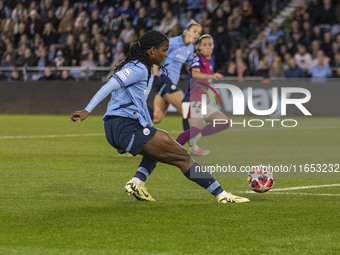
[0,0,338,81]
[0,0,278,81]
[231,0,340,79]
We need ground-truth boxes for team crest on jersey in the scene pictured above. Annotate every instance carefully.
[171,85,176,90]
[143,128,150,135]
[123,68,132,76]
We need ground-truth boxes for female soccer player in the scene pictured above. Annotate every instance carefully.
[177,34,229,156]
[152,20,202,124]
[70,30,249,204]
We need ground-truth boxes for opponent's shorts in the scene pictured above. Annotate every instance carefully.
[182,101,219,120]
[158,74,181,97]
[104,116,157,156]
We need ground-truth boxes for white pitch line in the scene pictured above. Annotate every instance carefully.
[270,183,340,191]
[259,192,340,197]
[0,133,104,139]
[240,183,340,194]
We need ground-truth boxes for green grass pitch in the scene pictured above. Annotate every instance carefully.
[0,115,339,255]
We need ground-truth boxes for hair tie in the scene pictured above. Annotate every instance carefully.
[137,41,142,48]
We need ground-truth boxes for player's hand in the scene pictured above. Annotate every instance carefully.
[152,75,162,92]
[69,110,89,123]
[212,73,224,79]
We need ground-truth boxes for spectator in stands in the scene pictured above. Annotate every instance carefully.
[159,10,178,35]
[224,61,237,76]
[322,30,333,57]
[282,53,292,71]
[308,0,322,25]
[111,41,125,68]
[63,35,78,66]
[281,12,294,31]
[46,43,57,62]
[179,9,194,31]
[248,45,260,76]
[8,70,22,81]
[73,0,89,18]
[13,23,27,48]
[312,49,330,66]
[132,7,152,32]
[267,23,284,44]
[254,59,269,78]
[319,0,336,25]
[60,70,75,81]
[11,2,27,22]
[88,9,103,31]
[115,0,133,20]
[310,39,321,59]
[38,66,59,80]
[269,58,284,78]
[335,67,340,77]
[301,21,312,46]
[79,41,91,62]
[148,0,162,26]
[228,7,245,40]
[40,0,53,22]
[15,48,37,67]
[211,7,227,33]
[1,9,15,37]
[287,32,301,54]
[213,24,230,72]
[263,44,278,67]
[331,50,340,67]
[81,50,96,80]
[254,33,267,56]
[294,44,313,71]
[58,9,74,35]
[119,20,135,43]
[198,10,212,33]
[52,50,66,70]
[25,9,44,40]
[56,0,70,20]
[2,42,16,61]
[42,23,58,47]
[285,58,306,78]
[0,0,8,19]
[308,50,332,78]
[206,0,219,14]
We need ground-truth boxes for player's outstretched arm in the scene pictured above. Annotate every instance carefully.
[69,76,122,123]
[69,110,89,123]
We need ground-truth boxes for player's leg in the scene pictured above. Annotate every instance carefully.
[153,94,169,124]
[163,91,184,115]
[202,110,230,136]
[139,129,249,203]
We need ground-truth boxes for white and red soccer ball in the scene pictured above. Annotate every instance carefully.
[247,166,275,193]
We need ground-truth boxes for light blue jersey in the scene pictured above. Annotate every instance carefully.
[159,35,195,85]
[85,62,153,127]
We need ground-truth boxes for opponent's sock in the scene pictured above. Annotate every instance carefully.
[182,118,190,130]
[201,122,229,136]
[133,156,158,183]
[176,127,201,146]
[184,162,224,197]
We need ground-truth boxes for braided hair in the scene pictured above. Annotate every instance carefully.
[113,30,168,83]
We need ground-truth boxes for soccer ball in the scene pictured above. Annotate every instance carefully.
[247,166,275,193]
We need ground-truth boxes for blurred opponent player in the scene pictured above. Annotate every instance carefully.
[176,34,229,155]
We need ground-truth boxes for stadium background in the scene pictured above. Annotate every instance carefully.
[0,1,339,254]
